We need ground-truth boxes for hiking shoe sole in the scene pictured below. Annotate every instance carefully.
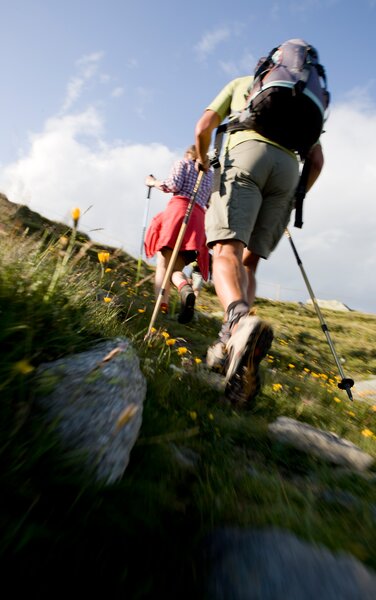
[225,316,273,406]
[178,286,195,324]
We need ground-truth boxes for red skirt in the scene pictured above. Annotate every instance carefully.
[144,195,209,280]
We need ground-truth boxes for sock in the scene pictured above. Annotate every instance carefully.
[178,280,191,293]
[226,300,249,318]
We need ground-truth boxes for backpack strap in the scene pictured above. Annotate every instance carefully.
[294,158,311,228]
[211,122,229,192]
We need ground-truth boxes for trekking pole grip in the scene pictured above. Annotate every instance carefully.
[147,174,154,199]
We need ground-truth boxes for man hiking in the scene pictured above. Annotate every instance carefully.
[194,39,325,405]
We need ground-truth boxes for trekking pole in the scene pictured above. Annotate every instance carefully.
[285,228,354,400]
[136,175,153,284]
[145,169,204,338]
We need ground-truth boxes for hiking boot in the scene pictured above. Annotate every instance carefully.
[225,314,273,406]
[178,284,195,324]
[206,323,231,374]
[206,304,251,374]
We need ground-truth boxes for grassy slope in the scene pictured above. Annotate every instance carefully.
[1,194,375,596]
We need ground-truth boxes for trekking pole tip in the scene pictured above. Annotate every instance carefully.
[338,377,355,401]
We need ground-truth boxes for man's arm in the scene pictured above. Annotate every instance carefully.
[306,143,324,192]
[195,109,221,171]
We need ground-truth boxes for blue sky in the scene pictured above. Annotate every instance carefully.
[1,0,376,314]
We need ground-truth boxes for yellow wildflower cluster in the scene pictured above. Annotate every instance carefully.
[361,428,375,439]
[71,207,81,227]
[177,347,188,356]
[98,251,110,264]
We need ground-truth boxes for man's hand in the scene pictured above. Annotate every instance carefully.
[195,157,210,173]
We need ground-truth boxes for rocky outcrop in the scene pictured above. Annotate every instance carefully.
[35,337,146,484]
[203,527,376,599]
[268,416,374,471]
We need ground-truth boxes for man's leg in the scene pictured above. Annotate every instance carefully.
[242,249,261,307]
[206,240,251,372]
[212,240,248,311]
[207,242,273,406]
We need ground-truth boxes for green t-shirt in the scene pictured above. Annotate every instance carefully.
[207,75,297,158]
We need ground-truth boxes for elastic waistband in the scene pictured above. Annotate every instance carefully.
[170,195,205,214]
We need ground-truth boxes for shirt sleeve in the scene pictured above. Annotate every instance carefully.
[206,76,254,121]
[160,159,186,193]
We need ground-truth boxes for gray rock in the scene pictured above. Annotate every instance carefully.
[353,378,376,403]
[35,337,146,484]
[268,416,374,471]
[306,299,351,312]
[203,527,376,599]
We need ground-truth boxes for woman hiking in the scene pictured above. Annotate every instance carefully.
[144,144,213,324]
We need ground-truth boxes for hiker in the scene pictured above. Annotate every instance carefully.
[194,39,325,404]
[144,145,214,323]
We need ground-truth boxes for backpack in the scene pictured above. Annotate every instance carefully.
[234,38,329,157]
[213,39,330,227]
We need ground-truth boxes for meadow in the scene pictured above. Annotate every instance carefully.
[1,195,375,596]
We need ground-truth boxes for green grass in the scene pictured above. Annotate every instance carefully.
[1,197,376,595]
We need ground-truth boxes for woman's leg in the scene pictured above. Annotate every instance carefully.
[155,250,171,305]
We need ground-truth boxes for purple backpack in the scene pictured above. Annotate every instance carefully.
[230,38,330,159]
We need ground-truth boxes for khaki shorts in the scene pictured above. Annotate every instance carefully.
[205,140,299,258]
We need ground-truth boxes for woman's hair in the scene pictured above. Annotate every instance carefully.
[185,144,197,160]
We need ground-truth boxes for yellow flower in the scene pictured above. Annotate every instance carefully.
[347,411,356,417]
[272,383,283,392]
[166,338,176,346]
[194,357,202,364]
[98,251,110,264]
[208,413,214,420]
[177,347,188,356]
[71,207,81,225]
[361,428,374,438]
[161,331,170,339]
[151,327,157,334]
[14,359,35,375]
[105,267,112,273]
[189,411,197,421]
[59,235,69,248]
[103,296,112,303]
[333,396,341,403]
[138,308,145,313]
[288,363,295,369]
[120,281,128,286]
[303,368,310,373]
[371,405,376,412]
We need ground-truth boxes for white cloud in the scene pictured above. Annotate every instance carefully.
[0,87,375,314]
[0,107,178,257]
[134,86,154,120]
[219,51,257,78]
[61,51,105,113]
[111,86,124,98]
[195,27,230,61]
